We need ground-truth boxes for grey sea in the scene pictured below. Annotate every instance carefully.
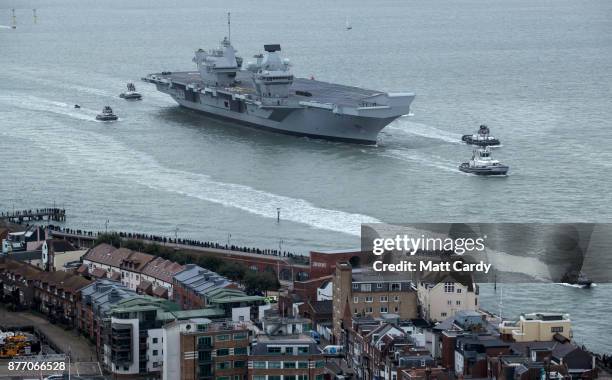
[1,0,610,353]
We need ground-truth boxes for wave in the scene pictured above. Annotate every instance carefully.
[0,118,380,236]
[0,94,103,122]
[387,121,463,144]
[7,66,174,106]
[381,148,465,174]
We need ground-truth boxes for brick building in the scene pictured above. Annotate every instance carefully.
[332,262,418,342]
[163,319,251,380]
[248,335,326,380]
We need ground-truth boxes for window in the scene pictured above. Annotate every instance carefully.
[234,347,247,355]
[216,362,231,370]
[152,338,158,343]
[253,361,266,369]
[217,377,230,380]
[285,376,296,380]
[394,295,400,302]
[457,288,462,294]
[298,361,309,369]
[198,336,212,347]
[267,346,281,354]
[269,377,281,380]
[234,332,247,340]
[444,282,455,293]
[198,351,211,361]
[391,283,401,291]
[394,306,399,312]
[217,334,230,341]
[447,300,452,305]
[298,376,309,380]
[152,349,158,355]
[234,361,246,368]
[217,349,229,356]
[551,326,564,333]
[316,361,325,368]
[380,296,388,302]
[353,297,359,303]
[352,284,359,290]
[377,282,383,288]
[441,312,447,317]
[253,377,266,380]
[284,361,296,369]
[380,307,388,313]
[197,324,208,332]
[316,375,325,380]
[298,346,309,354]
[366,307,373,314]
[268,362,281,369]
[456,300,461,305]
[285,347,294,355]
[365,296,373,303]
[361,284,372,292]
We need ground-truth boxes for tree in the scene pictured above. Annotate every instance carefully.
[243,271,280,295]
[124,239,145,252]
[94,233,122,248]
[218,262,247,282]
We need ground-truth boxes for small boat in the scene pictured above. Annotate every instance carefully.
[345,17,352,30]
[462,124,500,146]
[74,104,81,109]
[459,146,509,175]
[96,106,118,121]
[119,82,142,100]
[561,270,592,288]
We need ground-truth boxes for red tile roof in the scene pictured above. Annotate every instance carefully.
[83,244,128,267]
[141,257,184,283]
[90,267,107,278]
[120,251,155,272]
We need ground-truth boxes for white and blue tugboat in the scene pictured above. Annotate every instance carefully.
[96,106,118,121]
[459,146,509,175]
[462,124,500,146]
[119,83,142,100]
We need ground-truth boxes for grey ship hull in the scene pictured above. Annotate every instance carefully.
[144,71,414,144]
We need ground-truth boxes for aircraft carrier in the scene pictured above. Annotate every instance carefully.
[143,37,415,144]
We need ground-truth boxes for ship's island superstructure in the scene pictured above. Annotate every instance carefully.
[143,37,415,144]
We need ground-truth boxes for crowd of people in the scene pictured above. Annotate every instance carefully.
[46,224,309,264]
[0,207,65,218]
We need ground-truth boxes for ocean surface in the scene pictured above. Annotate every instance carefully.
[1,0,610,353]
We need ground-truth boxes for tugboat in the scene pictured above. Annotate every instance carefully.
[74,104,81,109]
[96,106,118,121]
[561,270,593,288]
[119,83,142,100]
[462,124,501,146]
[459,146,509,175]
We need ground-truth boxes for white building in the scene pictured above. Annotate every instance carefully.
[417,272,478,323]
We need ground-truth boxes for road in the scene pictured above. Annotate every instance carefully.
[0,309,96,361]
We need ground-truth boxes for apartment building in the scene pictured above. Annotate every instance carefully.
[248,335,326,380]
[0,257,90,326]
[163,319,251,380]
[82,243,130,280]
[332,262,418,341]
[416,271,478,323]
[140,257,184,299]
[499,312,572,342]
[119,250,155,290]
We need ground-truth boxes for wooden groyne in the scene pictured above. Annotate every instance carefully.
[0,208,66,223]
